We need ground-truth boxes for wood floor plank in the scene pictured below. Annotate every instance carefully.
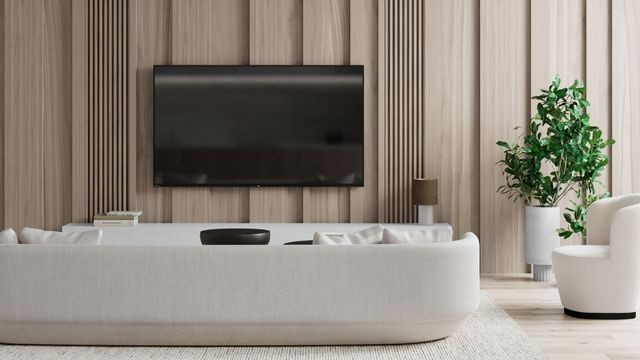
[482,274,640,359]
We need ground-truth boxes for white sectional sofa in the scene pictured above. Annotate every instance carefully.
[0,227,479,346]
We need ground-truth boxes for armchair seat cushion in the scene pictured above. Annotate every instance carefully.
[553,245,609,259]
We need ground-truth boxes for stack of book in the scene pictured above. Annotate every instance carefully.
[93,211,142,226]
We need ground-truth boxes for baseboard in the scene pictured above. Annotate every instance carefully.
[564,308,636,320]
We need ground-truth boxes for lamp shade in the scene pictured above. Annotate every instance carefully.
[412,179,438,205]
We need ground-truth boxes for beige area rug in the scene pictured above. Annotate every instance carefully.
[0,292,547,360]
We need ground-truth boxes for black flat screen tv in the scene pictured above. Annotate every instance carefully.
[153,65,364,187]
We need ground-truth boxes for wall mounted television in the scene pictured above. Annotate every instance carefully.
[153,65,364,187]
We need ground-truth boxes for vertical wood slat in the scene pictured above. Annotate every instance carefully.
[248,0,304,223]
[5,0,45,230]
[423,0,479,239]
[0,0,5,229]
[43,0,72,230]
[133,0,172,223]
[350,0,378,223]
[88,0,129,219]
[586,0,611,194]
[531,0,586,246]
[127,0,137,215]
[4,0,73,230]
[612,0,640,194]
[72,0,88,223]
[206,0,250,223]
[379,0,423,223]
[377,0,386,222]
[302,0,350,223]
[479,0,529,273]
[169,0,251,223]
[170,0,214,223]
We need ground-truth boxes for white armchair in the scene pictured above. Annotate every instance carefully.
[552,194,640,319]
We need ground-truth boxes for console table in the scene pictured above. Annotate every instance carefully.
[62,223,452,246]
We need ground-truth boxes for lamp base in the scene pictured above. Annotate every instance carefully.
[417,205,435,225]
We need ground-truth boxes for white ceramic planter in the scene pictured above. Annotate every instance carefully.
[525,206,560,282]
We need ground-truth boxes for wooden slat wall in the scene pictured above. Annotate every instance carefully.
[531,0,586,246]
[379,0,424,223]
[5,0,640,273]
[423,0,479,239]
[131,0,172,223]
[302,0,350,223]
[5,0,45,231]
[170,0,217,223]
[612,0,640,195]
[4,0,72,231]
[127,0,378,225]
[170,0,251,223]
[43,0,73,230]
[71,0,89,223]
[479,0,529,273]
[0,0,4,230]
[350,0,378,223]
[248,0,304,222]
[88,0,129,218]
[586,0,612,192]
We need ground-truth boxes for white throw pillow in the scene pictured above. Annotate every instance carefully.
[313,225,384,245]
[0,228,18,244]
[382,227,453,244]
[19,228,102,245]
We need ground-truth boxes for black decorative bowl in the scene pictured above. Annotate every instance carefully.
[200,228,270,245]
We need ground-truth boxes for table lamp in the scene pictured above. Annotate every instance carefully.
[412,179,438,224]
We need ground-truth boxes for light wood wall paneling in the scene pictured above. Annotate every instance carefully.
[349,0,378,223]
[43,0,72,230]
[530,0,586,246]
[71,0,89,223]
[0,0,4,229]
[127,0,137,213]
[612,0,640,194]
[170,0,251,223]
[207,0,250,222]
[423,0,479,239]
[376,0,387,221]
[170,0,214,223]
[479,0,529,273]
[586,0,612,193]
[302,0,350,223]
[4,0,45,230]
[248,0,303,222]
[379,0,423,223]
[132,0,172,222]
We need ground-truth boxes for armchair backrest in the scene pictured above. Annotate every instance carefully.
[587,194,640,245]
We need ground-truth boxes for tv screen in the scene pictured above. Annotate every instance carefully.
[153,65,364,187]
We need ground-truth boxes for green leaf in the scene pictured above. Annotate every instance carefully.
[496,141,510,148]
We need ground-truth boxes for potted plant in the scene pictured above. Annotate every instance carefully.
[497,76,614,281]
